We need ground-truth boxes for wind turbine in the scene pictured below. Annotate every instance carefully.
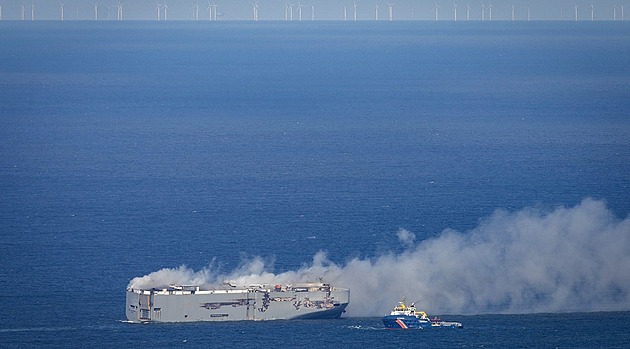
[284,2,288,20]
[163,1,168,20]
[387,2,393,21]
[375,3,378,20]
[92,2,98,20]
[574,4,578,21]
[481,2,485,21]
[252,2,258,21]
[289,2,293,20]
[343,4,347,21]
[311,4,314,20]
[193,1,199,20]
[613,5,617,20]
[31,2,34,20]
[298,2,303,21]
[434,3,439,21]
[0,4,2,21]
[467,2,470,20]
[156,2,161,21]
[117,1,124,20]
[453,2,457,21]
[210,2,217,21]
[353,1,357,21]
[511,2,515,21]
[527,6,530,20]
[488,2,493,20]
[591,4,594,21]
[60,2,64,21]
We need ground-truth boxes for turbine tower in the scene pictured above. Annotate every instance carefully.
[284,3,288,20]
[613,5,617,20]
[481,2,485,21]
[311,4,314,20]
[0,4,2,21]
[298,2,303,21]
[388,2,393,21]
[434,3,439,21]
[163,1,168,20]
[375,3,378,20]
[488,3,493,20]
[289,2,293,20]
[60,2,64,21]
[252,2,258,21]
[467,2,470,20]
[511,2,515,21]
[21,4,25,20]
[453,3,457,21]
[343,5,347,21]
[193,1,199,20]
[591,4,594,21]
[156,2,161,21]
[353,2,357,21]
[31,3,34,20]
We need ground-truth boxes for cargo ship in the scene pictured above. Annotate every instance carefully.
[382,298,463,329]
[126,282,349,322]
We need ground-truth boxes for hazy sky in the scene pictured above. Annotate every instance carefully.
[0,0,627,21]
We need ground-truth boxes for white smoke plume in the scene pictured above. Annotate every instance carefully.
[396,228,416,247]
[128,198,630,316]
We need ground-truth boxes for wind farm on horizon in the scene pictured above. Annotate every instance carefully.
[0,1,626,21]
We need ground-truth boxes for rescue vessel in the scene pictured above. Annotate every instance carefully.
[382,297,463,329]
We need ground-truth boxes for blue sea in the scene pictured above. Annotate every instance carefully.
[1,20,630,348]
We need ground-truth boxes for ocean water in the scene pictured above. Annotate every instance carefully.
[1,21,630,347]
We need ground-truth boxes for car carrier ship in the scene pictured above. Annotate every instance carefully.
[126,282,350,322]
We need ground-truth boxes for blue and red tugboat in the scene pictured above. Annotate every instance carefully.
[382,297,463,329]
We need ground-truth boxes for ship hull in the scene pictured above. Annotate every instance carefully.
[126,284,349,323]
[382,315,432,329]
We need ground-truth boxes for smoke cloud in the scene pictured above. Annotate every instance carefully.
[128,198,630,316]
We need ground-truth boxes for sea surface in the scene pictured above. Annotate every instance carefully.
[1,21,630,348]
